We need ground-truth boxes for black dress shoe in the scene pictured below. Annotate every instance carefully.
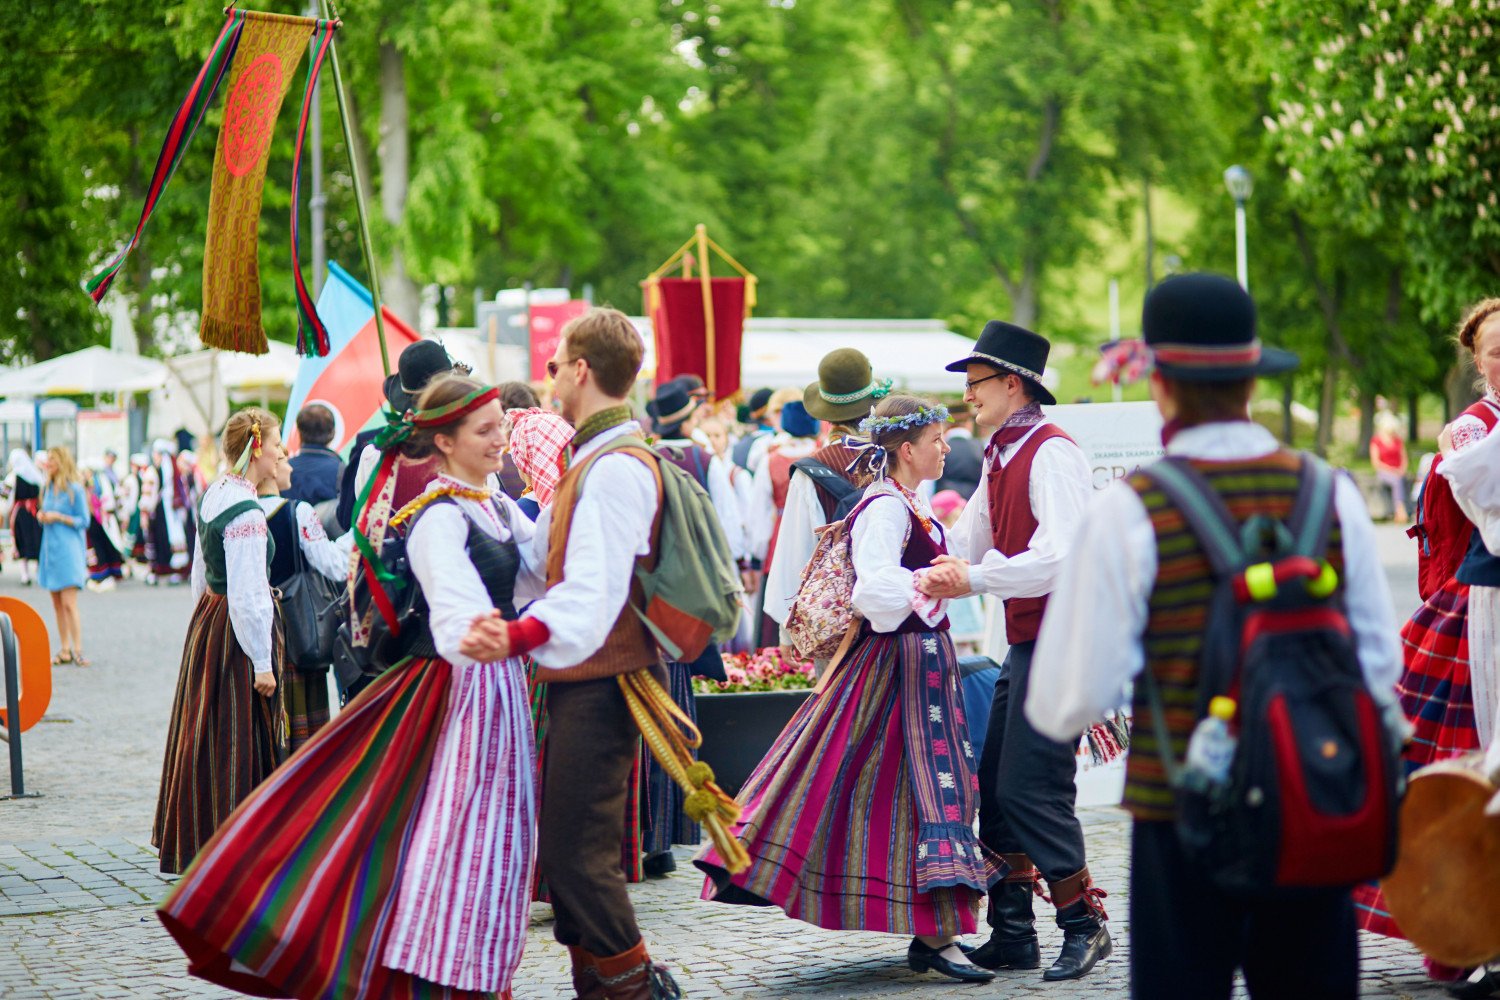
[907,938,996,983]
[642,851,677,877]
[1042,903,1112,982]
[1450,968,1500,999]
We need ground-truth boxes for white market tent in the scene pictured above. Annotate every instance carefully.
[632,317,987,395]
[154,342,301,447]
[0,346,167,397]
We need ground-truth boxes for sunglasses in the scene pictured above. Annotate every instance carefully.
[546,356,587,379]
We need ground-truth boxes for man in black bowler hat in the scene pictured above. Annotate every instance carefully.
[1025,273,1403,999]
[918,320,1110,980]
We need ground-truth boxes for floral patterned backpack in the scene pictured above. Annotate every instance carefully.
[785,495,889,661]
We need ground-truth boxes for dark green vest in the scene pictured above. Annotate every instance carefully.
[198,497,275,595]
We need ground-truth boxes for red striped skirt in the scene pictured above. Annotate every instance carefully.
[152,591,285,875]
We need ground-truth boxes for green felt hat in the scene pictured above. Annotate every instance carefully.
[803,348,892,424]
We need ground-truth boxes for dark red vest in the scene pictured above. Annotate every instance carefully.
[897,508,950,633]
[987,422,1076,644]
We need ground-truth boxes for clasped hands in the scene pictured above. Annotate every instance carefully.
[459,609,511,662]
[916,555,972,599]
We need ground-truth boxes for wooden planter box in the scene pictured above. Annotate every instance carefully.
[695,689,814,797]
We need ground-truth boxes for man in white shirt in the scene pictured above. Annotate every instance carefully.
[918,321,1107,981]
[1024,274,1403,999]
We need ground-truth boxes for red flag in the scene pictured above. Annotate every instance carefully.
[529,300,591,381]
[648,277,746,399]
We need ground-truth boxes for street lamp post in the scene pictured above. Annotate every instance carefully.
[1223,165,1253,292]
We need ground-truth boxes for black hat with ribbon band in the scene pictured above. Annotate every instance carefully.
[944,320,1057,406]
[652,381,699,437]
[1143,273,1299,382]
[803,348,892,424]
[383,340,457,414]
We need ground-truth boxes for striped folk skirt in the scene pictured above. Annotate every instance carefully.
[696,629,1000,937]
[157,654,535,1000]
[642,659,702,856]
[152,591,286,875]
[281,664,331,754]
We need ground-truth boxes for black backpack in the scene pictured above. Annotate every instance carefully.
[1138,454,1400,895]
[790,457,866,522]
[332,519,424,691]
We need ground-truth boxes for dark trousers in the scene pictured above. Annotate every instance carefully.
[1131,821,1358,1000]
[976,640,1087,887]
[539,667,663,957]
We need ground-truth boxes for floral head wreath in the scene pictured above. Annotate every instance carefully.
[842,404,950,480]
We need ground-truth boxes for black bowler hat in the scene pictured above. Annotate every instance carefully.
[384,340,456,413]
[945,321,1057,406]
[747,387,773,416]
[652,381,698,437]
[1142,273,1299,382]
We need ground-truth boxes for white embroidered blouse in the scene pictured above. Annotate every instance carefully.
[190,475,274,675]
[405,474,539,670]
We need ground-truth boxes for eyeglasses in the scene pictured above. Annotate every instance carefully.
[963,372,1005,391]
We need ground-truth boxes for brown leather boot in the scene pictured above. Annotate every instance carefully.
[593,940,683,999]
[569,945,607,1000]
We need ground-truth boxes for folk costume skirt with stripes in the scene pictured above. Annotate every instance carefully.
[153,591,286,875]
[158,653,535,999]
[642,660,702,856]
[1352,575,1477,981]
[695,629,1001,936]
[281,665,331,754]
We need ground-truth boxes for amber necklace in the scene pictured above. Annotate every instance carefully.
[389,480,492,528]
[886,477,933,534]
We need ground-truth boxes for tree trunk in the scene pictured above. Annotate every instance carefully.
[1316,356,1338,458]
[1143,175,1155,290]
[126,126,155,356]
[1407,392,1420,443]
[1010,258,1039,329]
[1356,383,1375,457]
[378,42,418,326]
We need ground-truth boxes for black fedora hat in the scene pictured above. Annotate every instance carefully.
[945,321,1057,406]
[384,340,456,413]
[1143,273,1299,382]
[652,381,698,436]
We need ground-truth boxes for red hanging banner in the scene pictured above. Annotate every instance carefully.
[529,300,591,382]
[648,277,747,400]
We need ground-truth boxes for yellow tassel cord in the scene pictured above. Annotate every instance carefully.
[616,669,751,874]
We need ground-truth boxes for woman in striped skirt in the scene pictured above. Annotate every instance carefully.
[696,395,1003,983]
[153,408,287,874]
[159,377,537,1000]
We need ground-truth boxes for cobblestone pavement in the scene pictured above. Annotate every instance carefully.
[0,527,1453,998]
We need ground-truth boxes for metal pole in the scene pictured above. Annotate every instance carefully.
[319,0,391,377]
[307,0,326,299]
[1234,201,1249,293]
[1,614,24,797]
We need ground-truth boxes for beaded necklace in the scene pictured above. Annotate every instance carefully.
[886,477,934,534]
[389,479,493,528]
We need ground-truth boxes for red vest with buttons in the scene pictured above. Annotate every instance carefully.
[986,422,1077,644]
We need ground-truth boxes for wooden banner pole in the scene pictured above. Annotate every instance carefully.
[696,224,716,400]
[320,0,391,378]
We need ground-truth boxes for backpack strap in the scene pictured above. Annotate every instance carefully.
[1138,457,1246,577]
[1288,453,1337,560]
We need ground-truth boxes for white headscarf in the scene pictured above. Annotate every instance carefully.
[7,449,41,486]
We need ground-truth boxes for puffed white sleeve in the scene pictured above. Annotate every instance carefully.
[190,531,207,601]
[746,458,777,562]
[850,496,925,633]
[707,455,748,561]
[1442,421,1500,511]
[223,509,275,675]
[1442,420,1500,557]
[967,438,1090,599]
[294,501,354,582]
[407,504,495,669]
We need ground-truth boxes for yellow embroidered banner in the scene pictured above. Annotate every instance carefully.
[200,12,315,355]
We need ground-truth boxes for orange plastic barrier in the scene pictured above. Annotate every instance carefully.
[0,597,52,734]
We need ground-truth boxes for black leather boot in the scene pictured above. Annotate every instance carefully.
[642,851,676,877]
[1043,890,1112,981]
[968,881,1041,971]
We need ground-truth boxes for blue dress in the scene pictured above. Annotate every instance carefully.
[39,483,88,591]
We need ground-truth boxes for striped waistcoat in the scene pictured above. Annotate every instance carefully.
[1123,452,1345,821]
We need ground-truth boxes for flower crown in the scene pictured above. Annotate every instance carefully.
[857,404,950,438]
